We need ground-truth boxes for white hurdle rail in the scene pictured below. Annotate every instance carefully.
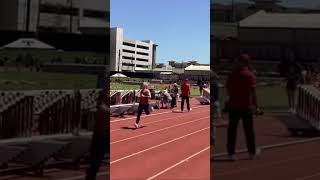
[296,85,320,129]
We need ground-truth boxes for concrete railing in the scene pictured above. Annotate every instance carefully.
[296,85,320,129]
[203,88,210,101]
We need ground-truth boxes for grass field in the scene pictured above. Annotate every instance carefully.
[111,82,289,112]
[0,73,290,111]
[0,72,96,91]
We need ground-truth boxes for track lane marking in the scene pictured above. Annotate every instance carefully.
[110,105,207,123]
[110,108,209,132]
[111,127,210,164]
[146,146,210,180]
[111,116,210,144]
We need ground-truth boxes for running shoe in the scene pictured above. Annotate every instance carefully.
[249,148,261,160]
[135,123,139,128]
[188,108,192,112]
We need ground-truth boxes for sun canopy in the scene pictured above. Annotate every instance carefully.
[1,38,55,50]
[111,73,127,78]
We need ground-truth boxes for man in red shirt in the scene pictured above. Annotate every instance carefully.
[226,54,260,161]
[180,79,192,112]
[135,83,151,128]
[86,89,108,180]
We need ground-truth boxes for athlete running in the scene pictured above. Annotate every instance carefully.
[135,83,151,128]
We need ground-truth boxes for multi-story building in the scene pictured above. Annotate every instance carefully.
[110,27,157,72]
[0,0,109,34]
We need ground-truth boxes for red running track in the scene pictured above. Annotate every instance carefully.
[110,99,210,180]
[212,113,320,180]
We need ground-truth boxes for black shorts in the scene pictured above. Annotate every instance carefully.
[138,104,150,115]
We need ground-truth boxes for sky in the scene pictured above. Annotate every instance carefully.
[214,0,320,8]
[111,0,210,64]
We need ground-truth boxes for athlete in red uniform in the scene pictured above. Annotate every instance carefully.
[135,83,151,128]
[180,79,192,112]
[86,89,108,180]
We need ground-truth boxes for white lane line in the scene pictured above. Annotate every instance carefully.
[111,116,210,145]
[294,172,320,180]
[146,146,210,180]
[57,171,108,180]
[111,127,210,164]
[110,105,206,123]
[110,108,209,133]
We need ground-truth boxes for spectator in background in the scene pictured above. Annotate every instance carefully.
[180,78,192,112]
[285,62,300,113]
[86,89,108,180]
[198,80,204,96]
[226,54,260,161]
[211,72,222,121]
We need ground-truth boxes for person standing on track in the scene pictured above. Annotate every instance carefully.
[170,83,179,109]
[180,78,192,112]
[86,89,108,180]
[135,82,151,128]
[226,53,260,161]
[285,62,300,114]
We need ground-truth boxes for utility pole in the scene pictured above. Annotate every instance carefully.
[232,0,235,22]
[36,0,42,36]
[132,55,135,72]
[118,49,121,72]
[26,0,31,32]
[69,0,73,33]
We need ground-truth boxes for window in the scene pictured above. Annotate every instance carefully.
[122,56,134,60]
[83,9,108,19]
[137,52,149,56]
[122,49,135,54]
[136,65,149,68]
[136,58,149,62]
[122,63,134,66]
[40,4,79,16]
[123,42,135,47]
[137,45,149,50]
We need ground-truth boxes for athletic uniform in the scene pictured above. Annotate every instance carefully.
[86,104,108,180]
[180,82,191,112]
[136,89,151,126]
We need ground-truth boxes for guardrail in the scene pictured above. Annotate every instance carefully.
[296,85,320,129]
[203,88,210,101]
[0,96,33,138]
[0,89,104,139]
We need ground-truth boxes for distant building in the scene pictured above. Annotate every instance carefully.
[110,27,157,72]
[239,10,320,61]
[0,0,109,34]
[211,1,320,63]
[184,65,210,81]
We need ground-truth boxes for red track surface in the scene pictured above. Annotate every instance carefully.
[212,113,320,180]
[1,165,108,180]
[110,99,210,180]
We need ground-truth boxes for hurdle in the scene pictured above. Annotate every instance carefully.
[281,85,320,135]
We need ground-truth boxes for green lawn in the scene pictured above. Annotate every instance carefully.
[0,72,96,91]
[219,86,289,112]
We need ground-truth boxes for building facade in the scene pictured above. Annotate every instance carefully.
[0,0,109,34]
[239,10,320,62]
[110,27,157,72]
